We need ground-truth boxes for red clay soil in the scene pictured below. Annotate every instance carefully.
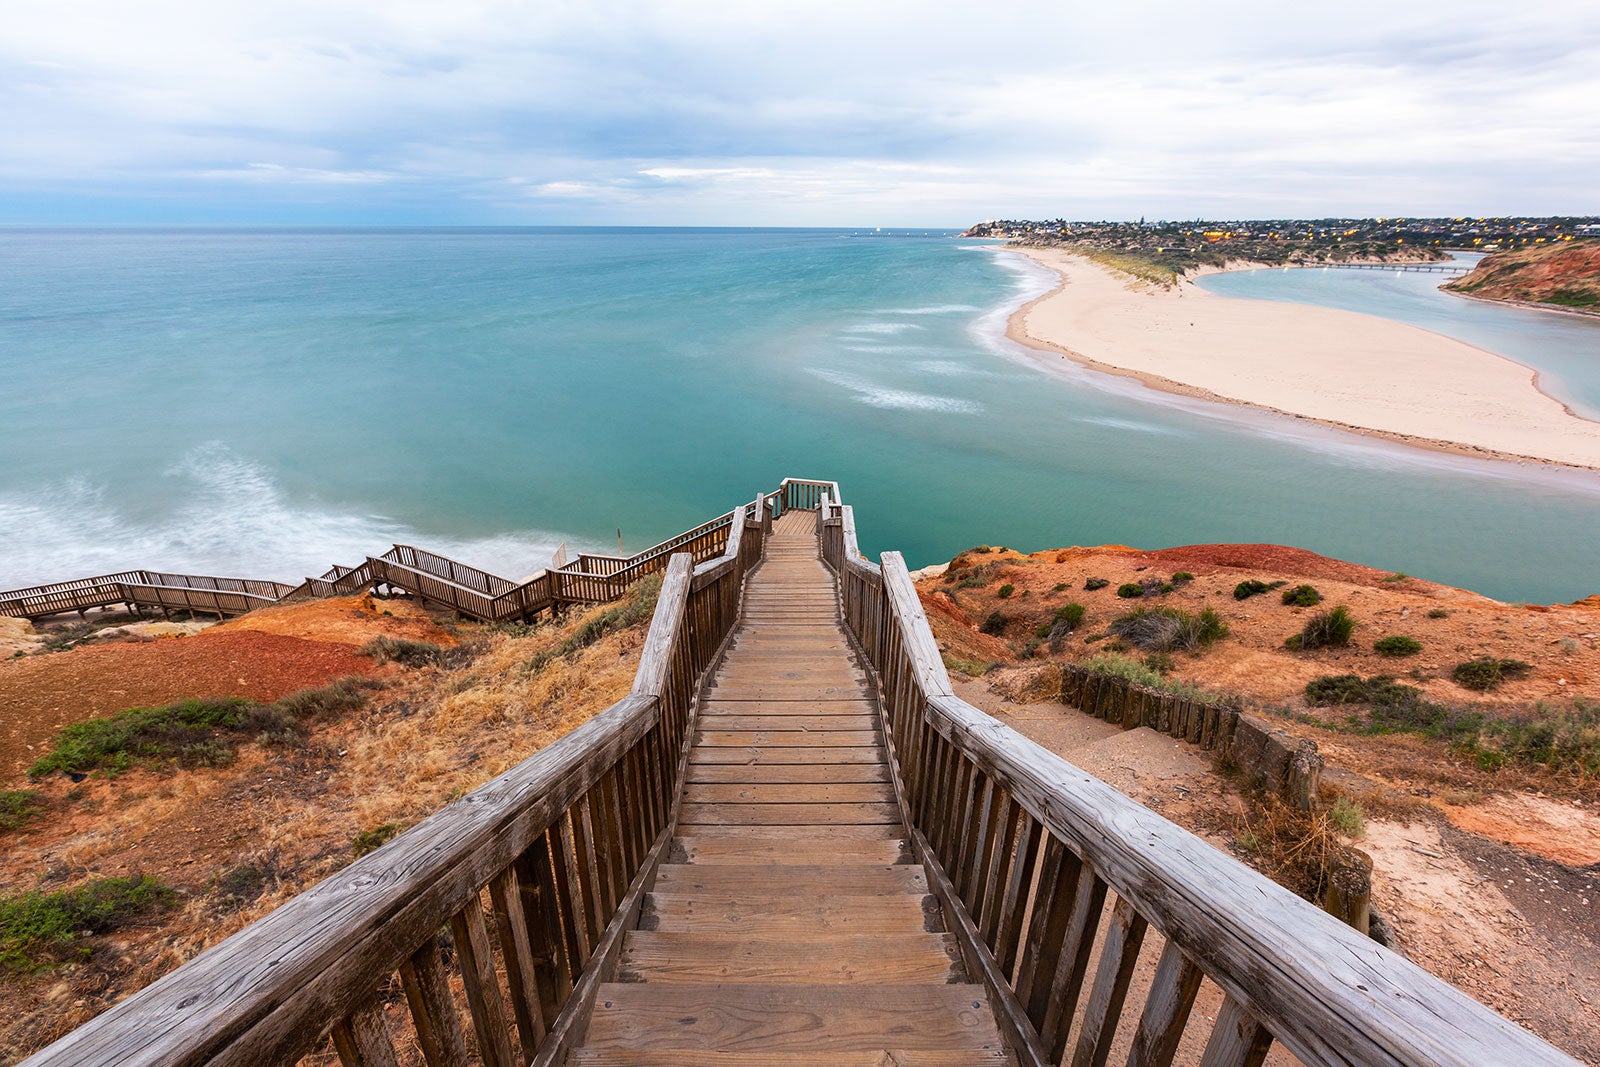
[0,632,380,779]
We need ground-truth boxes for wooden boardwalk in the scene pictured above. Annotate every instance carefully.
[573,510,1013,1064]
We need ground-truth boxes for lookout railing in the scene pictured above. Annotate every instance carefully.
[18,478,1581,1067]
[815,483,1577,1067]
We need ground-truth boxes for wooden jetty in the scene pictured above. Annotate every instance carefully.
[17,479,1582,1067]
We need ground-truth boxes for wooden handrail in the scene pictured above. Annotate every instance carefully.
[816,486,1580,1067]
[20,487,770,1067]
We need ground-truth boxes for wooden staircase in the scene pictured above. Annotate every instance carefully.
[572,509,1014,1064]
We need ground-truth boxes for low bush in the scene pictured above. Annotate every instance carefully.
[274,677,374,722]
[1452,657,1532,692]
[1286,606,1355,651]
[943,655,994,677]
[26,676,374,779]
[997,583,1015,599]
[1328,796,1366,837]
[29,698,295,778]
[0,791,42,833]
[361,635,444,667]
[559,575,661,655]
[1108,606,1228,652]
[1116,583,1144,599]
[1084,578,1110,591]
[1427,608,1450,619]
[0,875,174,972]
[979,611,1008,636]
[1053,603,1086,630]
[1051,583,1069,593]
[1081,652,1214,700]
[1374,635,1423,657]
[1234,579,1271,600]
[1302,677,1600,776]
[1280,584,1322,607]
[1171,571,1195,583]
[352,823,401,857]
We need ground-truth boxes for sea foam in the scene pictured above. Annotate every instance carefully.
[0,443,575,590]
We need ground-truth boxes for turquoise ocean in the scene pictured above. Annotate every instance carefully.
[1,228,1596,603]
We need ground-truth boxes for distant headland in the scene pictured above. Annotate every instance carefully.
[960,215,1600,291]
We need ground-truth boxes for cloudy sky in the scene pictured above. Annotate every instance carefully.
[2,0,1597,225]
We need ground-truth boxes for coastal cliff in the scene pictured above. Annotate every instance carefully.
[1445,240,1600,314]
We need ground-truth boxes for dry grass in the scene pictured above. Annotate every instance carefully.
[0,586,658,1059]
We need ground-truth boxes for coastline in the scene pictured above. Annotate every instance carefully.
[1000,246,1600,472]
[1442,285,1600,321]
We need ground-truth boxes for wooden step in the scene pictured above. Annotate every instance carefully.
[698,699,873,713]
[688,746,884,765]
[616,933,963,984]
[693,714,877,731]
[571,1051,1016,1066]
[702,687,870,701]
[651,864,927,895]
[641,893,941,936]
[681,782,895,804]
[695,730,880,748]
[671,824,904,840]
[670,836,912,865]
[684,763,890,784]
[677,802,901,826]
[581,983,1004,1053]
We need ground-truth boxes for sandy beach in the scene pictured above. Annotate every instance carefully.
[1006,247,1600,469]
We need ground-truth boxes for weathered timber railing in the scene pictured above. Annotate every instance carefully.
[0,571,298,621]
[21,494,769,1067]
[3,500,766,624]
[815,488,1579,1067]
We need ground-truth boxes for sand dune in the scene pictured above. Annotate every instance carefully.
[1007,247,1600,469]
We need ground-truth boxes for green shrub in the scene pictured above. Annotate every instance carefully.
[979,611,1008,636]
[558,575,662,656]
[1084,578,1109,591]
[1171,571,1195,583]
[997,583,1015,599]
[352,823,400,857]
[1382,572,1409,583]
[1280,584,1322,607]
[1082,652,1214,700]
[1286,606,1355,651]
[1053,603,1086,630]
[1143,652,1176,675]
[1116,583,1143,599]
[972,545,993,554]
[1427,608,1450,619]
[1329,797,1366,837]
[0,876,174,972]
[943,655,994,677]
[1374,635,1423,657]
[361,635,444,667]
[274,677,373,722]
[1108,606,1228,652]
[0,791,42,834]
[1452,657,1532,692]
[1051,583,1068,593]
[1233,579,1272,600]
[1306,673,1422,708]
[29,698,294,778]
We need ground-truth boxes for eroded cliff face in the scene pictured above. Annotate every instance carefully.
[1446,240,1600,312]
